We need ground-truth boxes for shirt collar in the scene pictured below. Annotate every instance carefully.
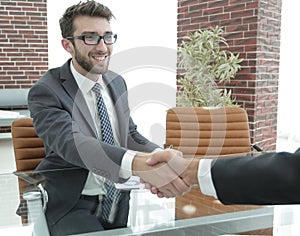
[70,61,104,94]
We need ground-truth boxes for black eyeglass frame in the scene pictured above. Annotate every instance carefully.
[66,34,117,45]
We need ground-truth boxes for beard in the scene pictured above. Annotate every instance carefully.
[73,46,110,75]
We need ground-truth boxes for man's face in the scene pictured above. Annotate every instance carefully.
[69,16,113,79]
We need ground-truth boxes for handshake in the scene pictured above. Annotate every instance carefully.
[132,149,200,198]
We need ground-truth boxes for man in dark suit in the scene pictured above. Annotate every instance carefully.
[28,1,189,235]
[146,148,300,205]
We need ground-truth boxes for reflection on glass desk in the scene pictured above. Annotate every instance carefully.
[1,168,300,236]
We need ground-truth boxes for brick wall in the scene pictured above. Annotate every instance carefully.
[177,0,282,151]
[0,0,48,89]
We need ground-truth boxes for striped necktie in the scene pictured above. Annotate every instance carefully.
[92,83,122,223]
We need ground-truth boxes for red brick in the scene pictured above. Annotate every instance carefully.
[0,0,47,94]
[203,7,224,15]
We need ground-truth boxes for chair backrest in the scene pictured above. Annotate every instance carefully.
[167,107,257,220]
[11,118,49,234]
[166,106,251,158]
[11,117,45,172]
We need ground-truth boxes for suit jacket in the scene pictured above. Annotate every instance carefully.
[211,148,300,205]
[28,59,160,226]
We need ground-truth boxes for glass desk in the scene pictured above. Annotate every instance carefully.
[1,168,300,236]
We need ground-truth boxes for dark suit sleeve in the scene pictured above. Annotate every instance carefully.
[211,148,300,205]
[127,116,161,152]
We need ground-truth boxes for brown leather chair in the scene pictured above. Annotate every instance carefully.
[166,106,252,157]
[11,117,45,172]
[165,107,263,222]
[11,117,46,224]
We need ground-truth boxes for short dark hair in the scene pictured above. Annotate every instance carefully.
[59,0,115,38]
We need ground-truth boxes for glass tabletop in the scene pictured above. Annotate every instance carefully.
[0,168,300,236]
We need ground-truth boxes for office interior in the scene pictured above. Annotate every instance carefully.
[1,0,300,235]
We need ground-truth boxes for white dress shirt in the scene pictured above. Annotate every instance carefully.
[70,62,135,196]
[198,159,217,198]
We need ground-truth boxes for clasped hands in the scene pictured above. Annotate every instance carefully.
[132,149,199,198]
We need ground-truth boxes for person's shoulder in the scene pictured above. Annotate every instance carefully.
[34,68,59,87]
[106,70,126,85]
[39,60,71,83]
[106,70,123,79]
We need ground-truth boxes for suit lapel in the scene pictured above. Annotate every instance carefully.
[59,60,98,138]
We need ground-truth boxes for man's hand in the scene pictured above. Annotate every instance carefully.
[132,149,191,198]
[144,149,200,197]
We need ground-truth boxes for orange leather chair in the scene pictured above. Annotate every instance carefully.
[11,117,45,172]
[165,107,262,221]
[166,106,252,157]
[11,117,46,224]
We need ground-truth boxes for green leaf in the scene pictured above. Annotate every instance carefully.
[177,26,243,107]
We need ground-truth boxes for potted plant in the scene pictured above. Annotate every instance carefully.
[177,26,243,107]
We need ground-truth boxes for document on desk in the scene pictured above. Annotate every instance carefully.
[0,110,25,118]
[115,176,145,190]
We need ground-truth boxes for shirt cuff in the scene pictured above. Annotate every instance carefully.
[198,159,218,198]
[119,150,137,179]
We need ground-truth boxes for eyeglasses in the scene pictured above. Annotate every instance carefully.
[66,34,117,45]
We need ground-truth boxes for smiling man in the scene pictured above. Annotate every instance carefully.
[64,15,114,78]
[27,1,189,235]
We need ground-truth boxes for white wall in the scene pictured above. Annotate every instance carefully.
[277,1,300,152]
[274,1,300,225]
[47,0,177,147]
